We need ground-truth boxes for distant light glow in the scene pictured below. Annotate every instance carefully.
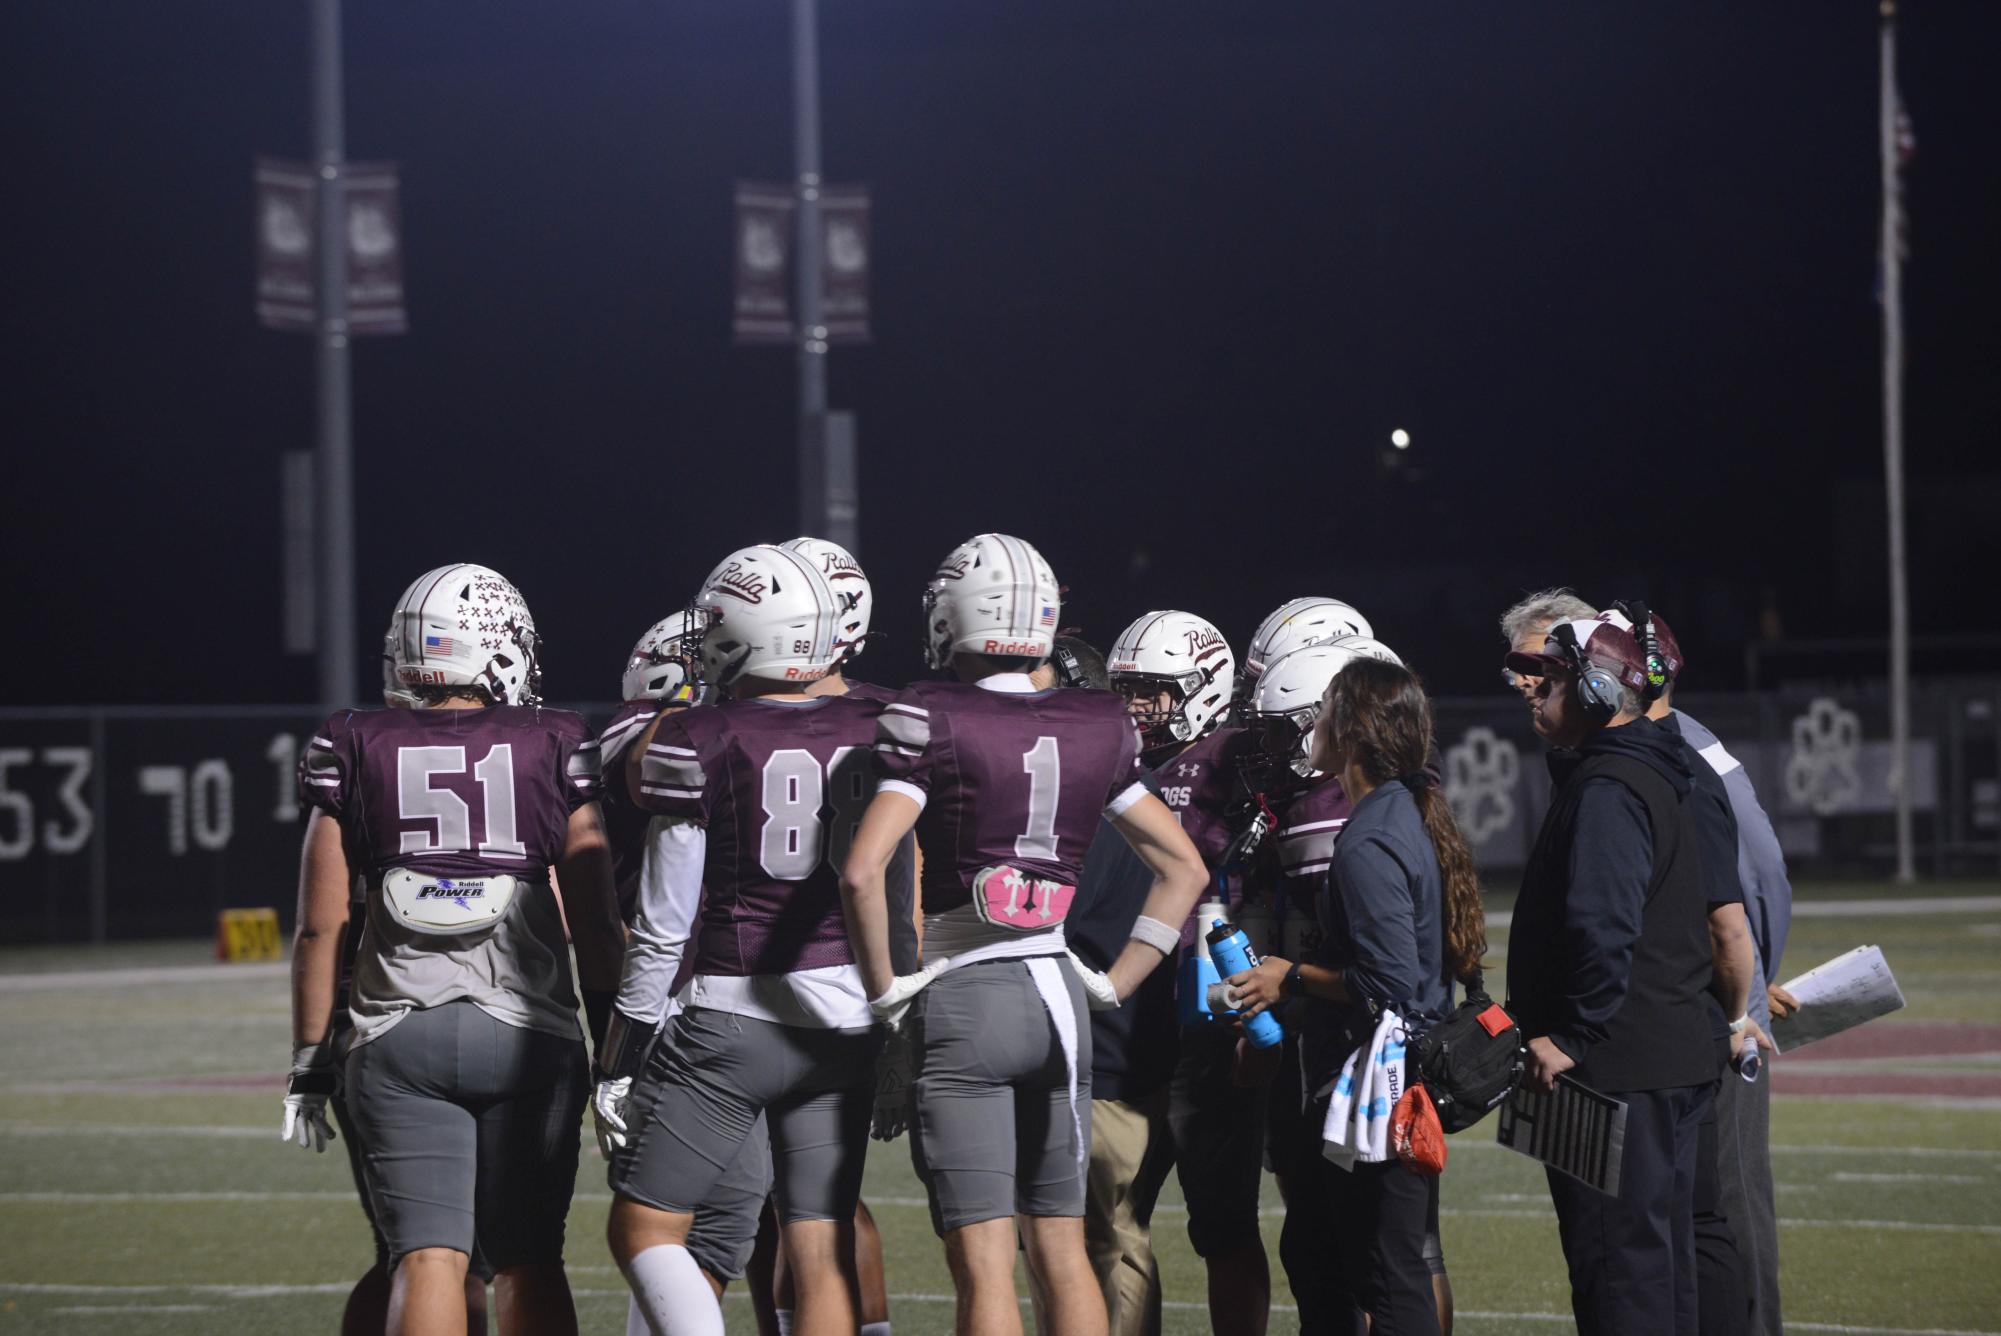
[1390,428,1411,449]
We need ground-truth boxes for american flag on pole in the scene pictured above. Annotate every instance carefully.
[425,634,456,656]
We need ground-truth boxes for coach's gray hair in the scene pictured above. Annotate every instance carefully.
[1499,588,1599,650]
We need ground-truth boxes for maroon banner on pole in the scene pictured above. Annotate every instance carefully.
[820,186,871,344]
[343,163,407,335]
[733,182,795,344]
[255,158,317,332]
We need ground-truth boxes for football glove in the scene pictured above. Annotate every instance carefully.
[871,1032,914,1142]
[281,1044,338,1153]
[1066,950,1121,1011]
[593,1076,633,1160]
[868,963,942,1032]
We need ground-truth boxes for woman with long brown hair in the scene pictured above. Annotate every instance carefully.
[1226,655,1485,1336]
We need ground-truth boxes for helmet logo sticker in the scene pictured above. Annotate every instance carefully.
[714,561,767,604]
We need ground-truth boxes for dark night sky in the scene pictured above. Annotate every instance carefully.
[7,2,1997,705]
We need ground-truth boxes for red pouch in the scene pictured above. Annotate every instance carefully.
[1391,1084,1448,1175]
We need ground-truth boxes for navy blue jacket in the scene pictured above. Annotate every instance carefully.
[1507,717,1721,1093]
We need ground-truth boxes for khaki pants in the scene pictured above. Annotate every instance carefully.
[1084,1087,1175,1336]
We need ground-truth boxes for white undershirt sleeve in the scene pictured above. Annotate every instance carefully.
[615,816,707,1026]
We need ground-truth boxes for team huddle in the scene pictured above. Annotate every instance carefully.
[282,532,1480,1336]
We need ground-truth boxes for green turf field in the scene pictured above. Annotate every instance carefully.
[2,881,1997,1334]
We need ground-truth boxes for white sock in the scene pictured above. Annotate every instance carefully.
[774,1309,793,1336]
[625,1295,651,1336]
[861,1324,892,1336]
[624,1244,724,1336]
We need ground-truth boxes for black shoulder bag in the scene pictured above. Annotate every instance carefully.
[1412,970,1523,1133]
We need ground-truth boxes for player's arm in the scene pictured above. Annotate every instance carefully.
[283,810,348,1151]
[1104,791,1209,1002]
[1707,900,1771,1058]
[841,791,924,1001]
[558,801,624,1049]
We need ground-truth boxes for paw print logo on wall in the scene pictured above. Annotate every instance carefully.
[1443,726,1520,844]
[1785,697,1863,816]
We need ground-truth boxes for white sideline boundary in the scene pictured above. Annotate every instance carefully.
[4,1189,1996,1237]
[0,1285,1991,1334]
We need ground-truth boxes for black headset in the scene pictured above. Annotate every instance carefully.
[1549,620,1623,723]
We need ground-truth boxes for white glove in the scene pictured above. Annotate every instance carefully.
[871,1033,914,1142]
[280,1044,338,1153]
[868,963,942,1032]
[593,1076,633,1160]
[281,1092,336,1152]
[1066,951,1121,1012]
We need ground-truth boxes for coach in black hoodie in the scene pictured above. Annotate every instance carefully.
[1504,617,1720,1336]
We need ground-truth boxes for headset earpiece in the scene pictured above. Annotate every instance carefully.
[1552,620,1621,723]
[1617,598,1668,704]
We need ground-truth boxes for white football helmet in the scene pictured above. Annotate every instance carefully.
[1241,597,1374,686]
[621,611,707,703]
[1243,638,1397,778]
[693,544,841,690]
[784,536,872,665]
[1106,610,1236,750]
[922,533,1061,670]
[386,564,540,706]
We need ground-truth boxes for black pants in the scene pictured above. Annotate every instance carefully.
[1547,1082,1712,1336]
[1281,1150,1441,1336]
[1694,1084,1750,1335]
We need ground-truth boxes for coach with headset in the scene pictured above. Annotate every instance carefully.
[1504,616,1724,1336]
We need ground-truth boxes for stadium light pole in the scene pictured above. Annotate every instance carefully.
[312,0,358,706]
[793,0,830,540]
[1879,0,1915,884]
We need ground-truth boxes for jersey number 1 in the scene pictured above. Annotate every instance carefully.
[1014,736,1061,862]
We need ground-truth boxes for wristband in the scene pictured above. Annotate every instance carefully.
[290,1043,335,1075]
[1282,960,1305,1000]
[1728,1013,1751,1036]
[1129,915,1181,955]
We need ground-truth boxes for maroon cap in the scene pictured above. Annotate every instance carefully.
[1504,618,1650,692]
[1595,607,1684,684]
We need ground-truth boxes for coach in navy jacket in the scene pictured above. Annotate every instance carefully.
[1504,618,1720,1336]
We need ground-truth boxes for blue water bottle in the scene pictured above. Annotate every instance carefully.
[1207,917,1284,1049]
[1178,899,1227,1027]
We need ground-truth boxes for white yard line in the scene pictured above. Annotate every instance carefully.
[1483,894,2001,932]
[0,963,288,992]
[0,1285,1989,1333]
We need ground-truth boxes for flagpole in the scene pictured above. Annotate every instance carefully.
[1879,0,1915,884]
[793,0,829,539]
[312,0,357,706]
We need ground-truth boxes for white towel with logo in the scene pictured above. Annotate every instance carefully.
[1322,1007,1407,1170]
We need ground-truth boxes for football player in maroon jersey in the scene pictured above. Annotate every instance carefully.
[599,545,888,1336]
[285,564,625,1336]
[840,533,1210,1336]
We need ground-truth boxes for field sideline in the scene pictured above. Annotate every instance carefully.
[1,880,1997,1334]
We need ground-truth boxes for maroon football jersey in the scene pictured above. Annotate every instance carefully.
[839,679,901,704]
[637,694,882,976]
[299,705,600,879]
[872,679,1145,915]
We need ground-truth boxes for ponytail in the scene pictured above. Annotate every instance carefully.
[1326,658,1488,985]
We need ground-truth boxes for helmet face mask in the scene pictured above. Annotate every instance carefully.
[1243,638,1402,781]
[623,611,709,704]
[385,564,541,708]
[1106,610,1235,753]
